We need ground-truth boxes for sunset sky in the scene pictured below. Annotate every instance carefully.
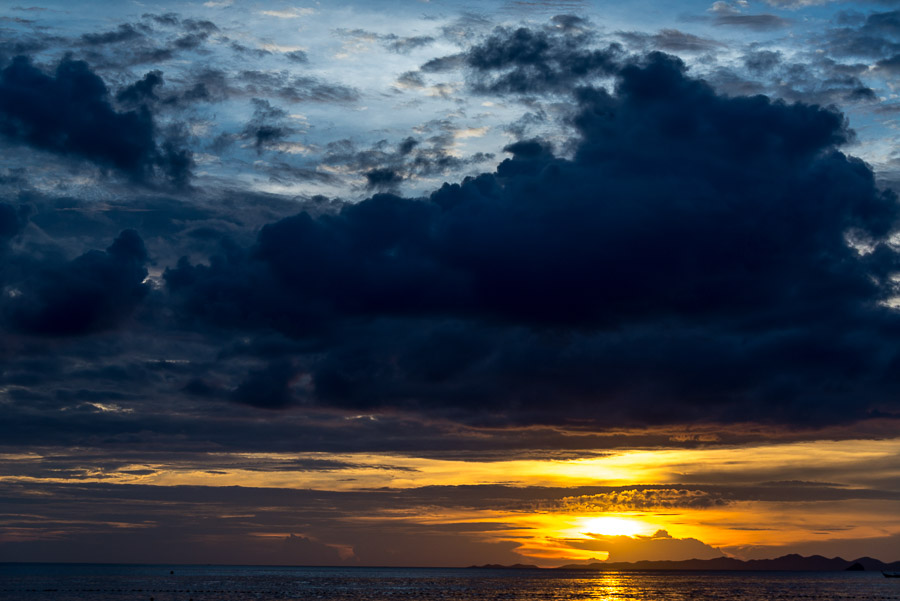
[1,0,900,567]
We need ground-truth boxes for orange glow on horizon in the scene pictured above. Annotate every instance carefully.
[4,437,900,565]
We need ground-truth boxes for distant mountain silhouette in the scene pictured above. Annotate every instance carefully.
[474,554,900,571]
[557,554,900,571]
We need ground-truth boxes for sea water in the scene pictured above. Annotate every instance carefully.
[2,564,899,601]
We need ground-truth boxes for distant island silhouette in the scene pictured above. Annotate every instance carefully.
[472,554,900,572]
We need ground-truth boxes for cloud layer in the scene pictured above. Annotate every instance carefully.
[0,31,897,453]
[3,2,900,566]
[158,53,900,429]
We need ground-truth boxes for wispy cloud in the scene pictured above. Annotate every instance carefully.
[258,7,316,19]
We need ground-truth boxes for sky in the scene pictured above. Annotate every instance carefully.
[1,0,900,567]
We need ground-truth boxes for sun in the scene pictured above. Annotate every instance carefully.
[580,516,648,537]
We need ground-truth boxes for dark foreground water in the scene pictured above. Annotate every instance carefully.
[2,564,899,601]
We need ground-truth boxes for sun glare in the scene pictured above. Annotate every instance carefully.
[580,517,648,537]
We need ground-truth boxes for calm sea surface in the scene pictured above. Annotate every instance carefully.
[2,564,899,601]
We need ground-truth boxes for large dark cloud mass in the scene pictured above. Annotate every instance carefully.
[0,55,191,184]
[0,19,899,446]
[5,5,900,569]
[5,229,150,336]
[159,52,900,428]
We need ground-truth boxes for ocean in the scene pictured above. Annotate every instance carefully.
[2,564,899,601]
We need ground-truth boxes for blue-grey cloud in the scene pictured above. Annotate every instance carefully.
[618,29,725,53]
[334,28,437,54]
[80,23,146,46]
[712,13,790,29]
[825,9,900,58]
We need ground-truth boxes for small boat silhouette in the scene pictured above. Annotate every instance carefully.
[883,571,900,578]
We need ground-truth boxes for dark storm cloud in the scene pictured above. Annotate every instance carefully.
[0,56,191,184]
[0,201,30,244]
[0,356,684,452]
[5,229,149,336]
[421,21,622,95]
[232,359,299,409]
[0,18,897,440]
[0,190,315,375]
[460,25,623,94]
[161,52,900,428]
[365,168,404,190]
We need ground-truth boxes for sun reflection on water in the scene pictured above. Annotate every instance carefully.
[583,571,628,601]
